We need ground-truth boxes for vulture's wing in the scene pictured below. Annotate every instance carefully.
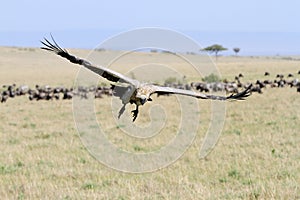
[41,35,139,86]
[151,84,252,100]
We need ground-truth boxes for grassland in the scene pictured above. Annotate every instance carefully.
[0,47,299,199]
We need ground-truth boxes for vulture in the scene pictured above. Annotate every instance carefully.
[41,36,252,121]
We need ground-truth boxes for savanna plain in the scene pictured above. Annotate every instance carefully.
[0,47,299,199]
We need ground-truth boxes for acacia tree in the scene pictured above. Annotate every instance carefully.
[233,47,240,56]
[201,44,227,60]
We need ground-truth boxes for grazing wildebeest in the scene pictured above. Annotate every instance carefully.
[287,73,294,78]
[94,90,103,99]
[191,82,210,92]
[0,84,17,102]
[250,85,263,94]
[16,85,29,96]
[62,88,74,100]
[287,79,299,88]
[7,84,16,98]
[1,92,9,103]
[276,74,284,79]
[256,80,266,88]
[225,82,238,94]
[274,79,286,88]
[263,80,273,86]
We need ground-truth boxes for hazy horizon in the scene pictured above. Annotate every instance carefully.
[2,29,300,56]
[2,1,300,56]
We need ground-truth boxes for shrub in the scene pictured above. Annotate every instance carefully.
[201,73,221,83]
[164,77,181,85]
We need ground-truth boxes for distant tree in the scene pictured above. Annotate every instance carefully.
[201,44,227,60]
[233,48,240,56]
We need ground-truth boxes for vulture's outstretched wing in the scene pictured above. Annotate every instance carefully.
[41,35,138,86]
[151,84,252,100]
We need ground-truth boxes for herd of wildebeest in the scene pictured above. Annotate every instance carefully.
[1,71,300,103]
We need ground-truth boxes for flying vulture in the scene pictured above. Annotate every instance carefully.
[41,36,252,121]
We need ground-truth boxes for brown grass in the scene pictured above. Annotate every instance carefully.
[0,47,299,199]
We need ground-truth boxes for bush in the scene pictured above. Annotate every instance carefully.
[164,77,182,85]
[201,73,221,83]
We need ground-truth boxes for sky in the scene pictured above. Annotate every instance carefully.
[1,0,300,55]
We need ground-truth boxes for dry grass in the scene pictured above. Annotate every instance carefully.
[0,47,299,199]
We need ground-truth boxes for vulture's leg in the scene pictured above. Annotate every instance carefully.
[118,103,127,119]
[131,105,139,122]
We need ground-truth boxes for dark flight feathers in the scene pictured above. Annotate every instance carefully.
[41,35,137,85]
